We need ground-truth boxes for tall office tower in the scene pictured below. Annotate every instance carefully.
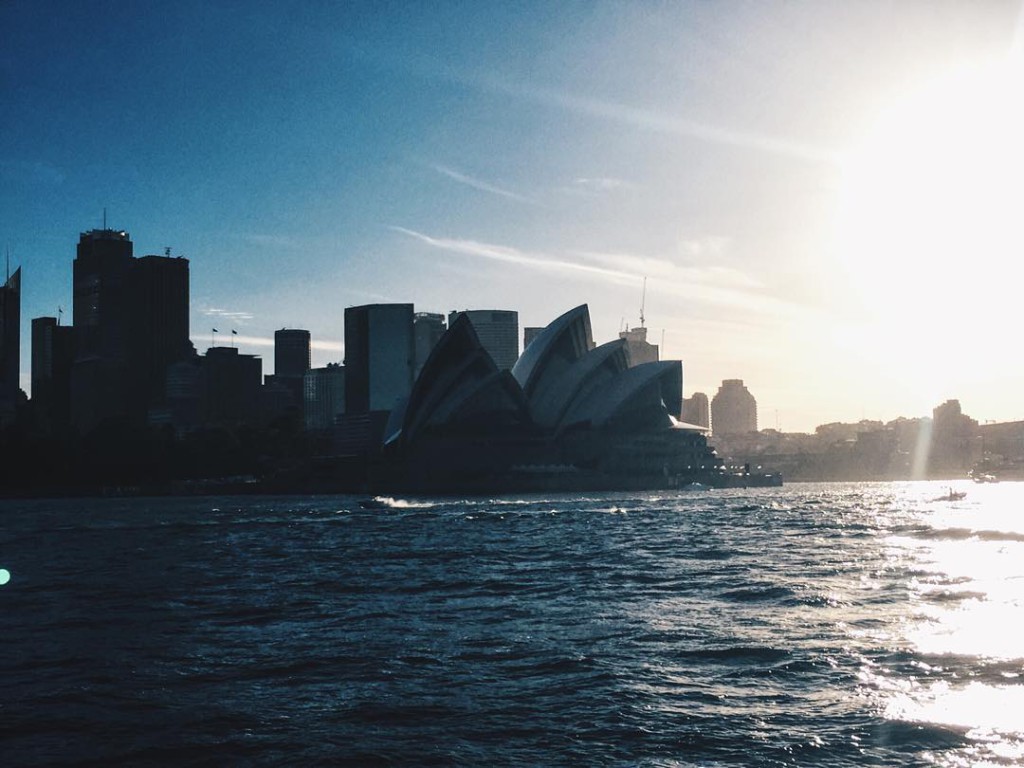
[930,399,978,474]
[71,229,191,431]
[447,309,519,370]
[275,329,311,378]
[304,363,346,430]
[681,392,710,428]
[202,346,262,425]
[344,303,414,414]
[523,326,544,350]
[618,326,658,366]
[0,267,21,423]
[273,328,311,407]
[710,379,758,436]
[413,312,446,379]
[131,253,191,411]
[31,316,74,433]
[73,228,133,363]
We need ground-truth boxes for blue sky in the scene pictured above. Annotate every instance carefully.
[3,1,1023,431]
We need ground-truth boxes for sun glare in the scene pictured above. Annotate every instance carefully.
[835,57,1024,370]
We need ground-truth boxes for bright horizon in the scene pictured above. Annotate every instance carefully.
[3,1,1023,433]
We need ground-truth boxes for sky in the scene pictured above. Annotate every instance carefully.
[3,0,1023,433]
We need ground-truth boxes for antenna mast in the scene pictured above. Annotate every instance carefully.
[639,276,647,328]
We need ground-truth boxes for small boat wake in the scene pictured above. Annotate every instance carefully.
[358,496,436,510]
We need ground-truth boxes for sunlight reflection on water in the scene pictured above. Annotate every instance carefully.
[873,482,1024,764]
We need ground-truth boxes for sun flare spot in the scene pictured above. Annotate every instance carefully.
[835,57,1024,372]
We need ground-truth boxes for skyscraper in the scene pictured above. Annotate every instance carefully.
[344,304,414,414]
[70,229,191,431]
[275,329,311,379]
[131,253,191,409]
[202,346,262,426]
[710,379,758,436]
[447,309,519,370]
[304,363,345,431]
[0,267,21,423]
[31,316,74,433]
[681,392,710,428]
[273,328,311,408]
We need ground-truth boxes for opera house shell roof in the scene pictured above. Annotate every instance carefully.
[372,304,757,492]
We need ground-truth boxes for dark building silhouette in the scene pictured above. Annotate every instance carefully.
[0,267,20,423]
[271,328,311,410]
[618,325,659,366]
[160,356,203,432]
[275,328,311,379]
[202,346,262,426]
[304,363,345,430]
[344,304,414,414]
[523,326,544,349]
[682,391,710,428]
[711,379,757,436]
[930,399,978,474]
[448,309,519,370]
[132,253,191,415]
[70,229,191,432]
[413,312,446,379]
[31,316,74,433]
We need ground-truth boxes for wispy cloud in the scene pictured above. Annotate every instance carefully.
[429,163,535,204]
[313,340,345,352]
[573,177,637,192]
[456,73,839,166]
[193,334,344,353]
[393,226,802,318]
[202,307,255,323]
[391,226,636,285]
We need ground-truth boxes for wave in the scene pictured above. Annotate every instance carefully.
[365,496,438,510]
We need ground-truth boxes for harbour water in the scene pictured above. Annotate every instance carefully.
[3,482,1023,766]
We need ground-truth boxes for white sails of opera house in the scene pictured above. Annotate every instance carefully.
[374,304,780,492]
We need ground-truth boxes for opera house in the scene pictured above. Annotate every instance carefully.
[372,305,780,493]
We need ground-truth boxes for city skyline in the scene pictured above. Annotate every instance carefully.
[3,2,1024,433]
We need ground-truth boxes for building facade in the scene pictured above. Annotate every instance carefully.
[618,326,658,366]
[31,316,74,433]
[202,346,262,426]
[448,309,519,370]
[711,379,758,436]
[70,229,191,431]
[681,392,710,428]
[304,363,346,430]
[273,328,311,408]
[344,304,414,414]
[0,267,20,423]
[275,329,311,379]
[131,253,191,412]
